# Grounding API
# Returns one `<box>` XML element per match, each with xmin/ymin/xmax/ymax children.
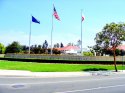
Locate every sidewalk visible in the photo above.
<box><xmin>0</xmin><ymin>70</ymin><xmax>91</xmax><ymax>77</ymax></box>
<box><xmin>0</xmin><ymin>70</ymin><xmax>124</xmax><ymax>78</ymax></box>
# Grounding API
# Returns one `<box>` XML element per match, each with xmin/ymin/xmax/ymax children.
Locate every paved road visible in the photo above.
<box><xmin>0</xmin><ymin>74</ymin><xmax>125</xmax><ymax>93</ymax></box>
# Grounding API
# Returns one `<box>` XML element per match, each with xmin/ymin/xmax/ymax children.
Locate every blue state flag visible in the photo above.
<box><xmin>32</xmin><ymin>16</ymin><xmax>40</xmax><ymax>24</ymax></box>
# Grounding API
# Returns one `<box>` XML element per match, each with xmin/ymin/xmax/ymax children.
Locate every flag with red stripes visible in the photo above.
<box><xmin>82</xmin><ymin>16</ymin><xmax>84</xmax><ymax>22</ymax></box>
<box><xmin>53</xmin><ymin>6</ymin><xmax>60</xmax><ymax>21</ymax></box>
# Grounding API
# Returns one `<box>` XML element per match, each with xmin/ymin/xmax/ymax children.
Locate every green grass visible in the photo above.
<box><xmin>0</xmin><ymin>60</ymin><xmax>124</xmax><ymax>72</ymax></box>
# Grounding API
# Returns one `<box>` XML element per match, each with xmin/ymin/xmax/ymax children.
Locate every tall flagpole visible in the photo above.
<box><xmin>51</xmin><ymin>5</ymin><xmax>54</xmax><ymax>55</ymax></box>
<box><xmin>29</xmin><ymin>16</ymin><xmax>32</xmax><ymax>54</ymax></box>
<box><xmin>81</xmin><ymin>9</ymin><xmax>83</xmax><ymax>56</ymax></box>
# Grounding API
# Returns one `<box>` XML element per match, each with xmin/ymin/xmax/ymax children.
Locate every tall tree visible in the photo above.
<box><xmin>32</xmin><ymin>44</ymin><xmax>38</xmax><ymax>54</ymax></box>
<box><xmin>56</xmin><ymin>43</ymin><xmax>60</xmax><ymax>48</ymax></box>
<box><xmin>38</xmin><ymin>45</ymin><xmax>42</xmax><ymax>54</ymax></box>
<box><xmin>53</xmin><ymin>44</ymin><xmax>57</xmax><ymax>48</ymax></box>
<box><xmin>0</xmin><ymin>43</ymin><xmax>6</xmax><ymax>54</ymax></box>
<box><xmin>53</xmin><ymin>43</ymin><xmax>59</xmax><ymax>48</ymax></box>
<box><xmin>42</xmin><ymin>40</ymin><xmax>48</xmax><ymax>54</ymax></box>
<box><xmin>95</xmin><ymin>22</ymin><xmax>125</xmax><ymax>72</ymax></box>
<box><xmin>77</xmin><ymin>40</ymin><xmax>81</xmax><ymax>47</ymax></box>
<box><xmin>42</xmin><ymin>40</ymin><xmax>48</xmax><ymax>49</ymax></box>
<box><xmin>60</xmin><ymin>42</ymin><xmax>64</xmax><ymax>48</ymax></box>
<box><xmin>5</xmin><ymin>41</ymin><xmax>22</xmax><ymax>53</ymax></box>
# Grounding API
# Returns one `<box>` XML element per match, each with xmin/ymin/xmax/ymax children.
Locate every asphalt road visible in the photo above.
<box><xmin>0</xmin><ymin>74</ymin><xmax>125</xmax><ymax>93</ymax></box>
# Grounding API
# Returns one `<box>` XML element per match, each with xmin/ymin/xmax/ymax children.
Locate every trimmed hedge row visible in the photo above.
<box><xmin>0</xmin><ymin>57</ymin><xmax>124</xmax><ymax>64</ymax></box>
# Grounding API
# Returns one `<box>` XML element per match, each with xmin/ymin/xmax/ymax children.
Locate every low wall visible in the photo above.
<box><xmin>4</xmin><ymin>53</ymin><xmax>125</xmax><ymax>61</ymax></box>
<box><xmin>0</xmin><ymin>54</ymin><xmax>5</xmax><ymax>58</ymax></box>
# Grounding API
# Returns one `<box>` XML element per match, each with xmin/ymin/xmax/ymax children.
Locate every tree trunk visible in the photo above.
<box><xmin>113</xmin><ymin>48</ymin><xmax>118</xmax><ymax>72</ymax></box>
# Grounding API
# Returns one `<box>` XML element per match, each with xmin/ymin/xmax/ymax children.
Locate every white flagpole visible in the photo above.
<box><xmin>29</xmin><ymin>16</ymin><xmax>32</xmax><ymax>54</ymax></box>
<box><xmin>51</xmin><ymin>5</ymin><xmax>54</xmax><ymax>55</ymax></box>
<box><xmin>81</xmin><ymin>10</ymin><xmax>83</xmax><ymax>56</ymax></box>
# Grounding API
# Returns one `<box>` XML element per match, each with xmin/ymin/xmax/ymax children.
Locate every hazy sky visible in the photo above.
<box><xmin>0</xmin><ymin>0</ymin><xmax>125</xmax><ymax>48</ymax></box>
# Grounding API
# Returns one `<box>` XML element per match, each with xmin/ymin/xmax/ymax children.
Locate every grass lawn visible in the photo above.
<box><xmin>0</xmin><ymin>60</ymin><xmax>124</xmax><ymax>72</ymax></box>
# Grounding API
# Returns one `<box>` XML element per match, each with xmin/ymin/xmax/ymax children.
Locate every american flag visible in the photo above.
<box><xmin>53</xmin><ymin>6</ymin><xmax>60</xmax><ymax>21</ymax></box>
<box><xmin>82</xmin><ymin>16</ymin><xmax>84</xmax><ymax>22</ymax></box>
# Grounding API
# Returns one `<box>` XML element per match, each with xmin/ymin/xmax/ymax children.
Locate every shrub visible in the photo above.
<box><xmin>83</xmin><ymin>52</ymin><xmax>94</xmax><ymax>56</ymax></box>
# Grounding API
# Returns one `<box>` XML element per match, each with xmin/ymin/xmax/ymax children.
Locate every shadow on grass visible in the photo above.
<box><xmin>83</xmin><ymin>68</ymin><xmax>108</xmax><ymax>71</ymax></box>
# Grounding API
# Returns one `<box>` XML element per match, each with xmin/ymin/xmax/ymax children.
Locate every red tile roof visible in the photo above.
<box><xmin>117</xmin><ymin>45</ymin><xmax>125</xmax><ymax>50</ymax></box>
<box><xmin>108</xmin><ymin>45</ymin><xmax>125</xmax><ymax>50</ymax></box>
<box><xmin>58</xmin><ymin>46</ymin><xmax>80</xmax><ymax>51</ymax></box>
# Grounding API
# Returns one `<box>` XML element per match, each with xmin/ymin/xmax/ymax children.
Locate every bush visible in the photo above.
<box><xmin>83</xmin><ymin>52</ymin><xmax>94</xmax><ymax>56</ymax></box>
<box><xmin>53</xmin><ymin>48</ymin><xmax>61</xmax><ymax>54</ymax></box>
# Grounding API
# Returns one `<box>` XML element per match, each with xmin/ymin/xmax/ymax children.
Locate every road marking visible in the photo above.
<box><xmin>55</xmin><ymin>84</ymin><xmax>125</xmax><ymax>93</ymax></box>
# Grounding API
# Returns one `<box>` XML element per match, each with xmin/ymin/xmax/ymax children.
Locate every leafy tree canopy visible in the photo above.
<box><xmin>42</xmin><ymin>40</ymin><xmax>48</xmax><ymax>49</ymax></box>
<box><xmin>95</xmin><ymin>22</ymin><xmax>125</xmax><ymax>49</ymax></box>
<box><xmin>0</xmin><ymin>43</ymin><xmax>6</xmax><ymax>54</ymax></box>
<box><xmin>5</xmin><ymin>41</ymin><xmax>22</xmax><ymax>53</ymax></box>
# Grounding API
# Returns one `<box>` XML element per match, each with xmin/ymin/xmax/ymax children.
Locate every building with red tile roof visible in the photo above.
<box><xmin>116</xmin><ymin>45</ymin><xmax>125</xmax><ymax>50</ymax></box>
<box><xmin>57</xmin><ymin>45</ymin><xmax>81</xmax><ymax>54</ymax></box>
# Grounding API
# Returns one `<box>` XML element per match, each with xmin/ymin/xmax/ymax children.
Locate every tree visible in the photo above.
<box><xmin>22</xmin><ymin>45</ymin><xmax>29</xmax><ymax>53</ymax></box>
<box><xmin>38</xmin><ymin>45</ymin><xmax>42</xmax><ymax>54</ymax></box>
<box><xmin>42</xmin><ymin>40</ymin><xmax>48</xmax><ymax>54</ymax></box>
<box><xmin>42</xmin><ymin>40</ymin><xmax>48</xmax><ymax>49</ymax></box>
<box><xmin>32</xmin><ymin>44</ymin><xmax>39</xmax><ymax>54</ymax></box>
<box><xmin>56</xmin><ymin>43</ymin><xmax>60</xmax><ymax>48</ymax></box>
<box><xmin>5</xmin><ymin>41</ymin><xmax>22</xmax><ymax>53</ymax></box>
<box><xmin>0</xmin><ymin>43</ymin><xmax>6</xmax><ymax>54</ymax></box>
<box><xmin>38</xmin><ymin>45</ymin><xmax>42</xmax><ymax>49</ymax></box>
<box><xmin>53</xmin><ymin>44</ymin><xmax>57</xmax><ymax>48</ymax></box>
<box><xmin>60</xmin><ymin>42</ymin><xmax>64</xmax><ymax>48</ymax></box>
<box><xmin>95</xmin><ymin>22</ymin><xmax>125</xmax><ymax>72</ymax></box>
<box><xmin>54</xmin><ymin>43</ymin><xmax>60</xmax><ymax>48</ymax></box>
<box><xmin>76</xmin><ymin>40</ymin><xmax>81</xmax><ymax>47</ymax></box>
<box><xmin>88</xmin><ymin>46</ymin><xmax>95</xmax><ymax>56</ymax></box>
<box><xmin>67</xmin><ymin>42</ymin><xmax>74</xmax><ymax>46</ymax></box>
<box><xmin>90</xmin><ymin>45</ymin><xmax>104</xmax><ymax>56</ymax></box>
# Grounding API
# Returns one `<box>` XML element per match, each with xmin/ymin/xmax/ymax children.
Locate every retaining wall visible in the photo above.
<box><xmin>4</xmin><ymin>53</ymin><xmax>125</xmax><ymax>61</ymax></box>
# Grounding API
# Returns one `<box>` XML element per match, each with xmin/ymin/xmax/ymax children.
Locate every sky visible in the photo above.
<box><xmin>0</xmin><ymin>0</ymin><xmax>125</xmax><ymax>48</ymax></box>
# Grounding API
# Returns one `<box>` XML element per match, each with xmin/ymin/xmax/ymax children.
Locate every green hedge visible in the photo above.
<box><xmin>0</xmin><ymin>57</ymin><xmax>124</xmax><ymax>64</ymax></box>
